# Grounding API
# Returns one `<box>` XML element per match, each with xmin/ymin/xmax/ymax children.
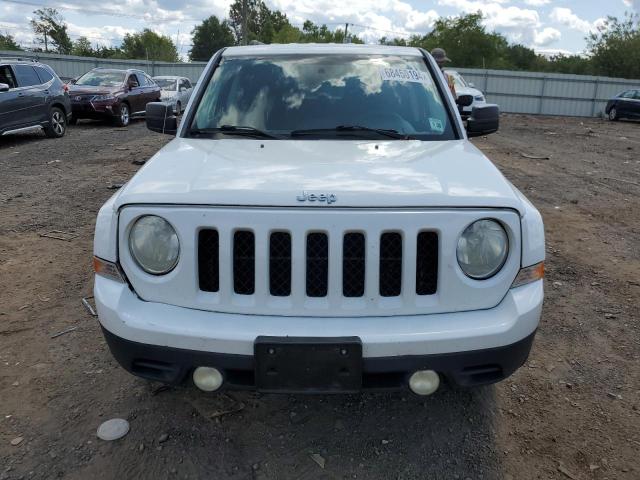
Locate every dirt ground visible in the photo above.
<box><xmin>1</xmin><ymin>114</ymin><xmax>639</xmax><ymax>480</ymax></box>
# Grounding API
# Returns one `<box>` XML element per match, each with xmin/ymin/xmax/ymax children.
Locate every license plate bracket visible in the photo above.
<box><xmin>254</xmin><ymin>336</ymin><xmax>363</xmax><ymax>393</ymax></box>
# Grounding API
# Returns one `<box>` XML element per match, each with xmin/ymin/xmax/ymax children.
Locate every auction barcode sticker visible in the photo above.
<box><xmin>380</xmin><ymin>67</ymin><xmax>430</xmax><ymax>83</ymax></box>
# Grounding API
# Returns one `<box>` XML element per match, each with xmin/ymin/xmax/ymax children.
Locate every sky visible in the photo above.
<box><xmin>0</xmin><ymin>0</ymin><xmax>638</xmax><ymax>59</ymax></box>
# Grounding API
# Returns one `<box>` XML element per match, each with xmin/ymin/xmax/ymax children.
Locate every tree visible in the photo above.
<box><xmin>229</xmin><ymin>0</ymin><xmax>293</xmax><ymax>44</ymax></box>
<box><xmin>71</xmin><ymin>37</ymin><xmax>95</xmax><ymax>57</ymax></box>
<box><xmin>587</xmin><ymin>13</ymin><xmax>640</xmax><ymax>79</ymax></box>
<box><xmin>379</xmin><ymin>36</ymin><xmax>408</xmax><ymax>46</ymax></box>
<box><xmin>121</xmin><ymin>29</ymin><xmax>179</xmax><ymax>62</ymax></box>
<box><xmin>503</xmin><ymin>44</ymin><xmax>538</xmax><ymax>71</ymax></box>
<box><xmin>411</xmin><ymin>13</ymin><xmax>509</xmax><ymax>69</ymax></box>
<box><xmin>30</xmin><ymin>8</ymin><xmax>72</xmax><ymax>54</ymax></box>
<box><xmin>0</xmin><ymin>33</ymin><xmax>21</xmax><ymax>51</ymax></box>
<box><xmin>189</xmin><ymin>15</ymin><xmax>234</xmax><ymax>61</ymax></box>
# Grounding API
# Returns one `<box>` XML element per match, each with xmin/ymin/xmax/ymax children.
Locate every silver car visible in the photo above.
<box><xmin>153</xmin><ymin>76</ymin><xmax>193</xmax><ymax>115</ymax></box>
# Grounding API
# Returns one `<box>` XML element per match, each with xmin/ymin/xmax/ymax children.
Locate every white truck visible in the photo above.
<box><xmin>93</xmin><ymin>44</ymin><xmax>544</xmax><ymax>395</ymax></box>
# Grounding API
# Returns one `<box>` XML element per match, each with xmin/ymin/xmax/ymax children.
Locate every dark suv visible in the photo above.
<box><xmin>0</xmin><ymin>58</ymin><xmax>71</xmax><ymax>138</ymax></box>
<box><xmin>69</xmin><ymin>68</ymin><xmax>161</xmax><ymax>127</ymax></box>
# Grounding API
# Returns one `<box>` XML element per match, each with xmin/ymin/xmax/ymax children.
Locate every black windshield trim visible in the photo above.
<box><xmin>181</xmin><ymin>47</ymin><xmax>227</xmax><ymax>138</ymax></box>
<box><xmin>290</xmin><ymin>125</ymin><xmax>415</xmax><ymax>140</ymax></box>
<box><xmin>417</xmin><ymin>48</ymin><xmax>463</xmax><ymax>140</ymax></box>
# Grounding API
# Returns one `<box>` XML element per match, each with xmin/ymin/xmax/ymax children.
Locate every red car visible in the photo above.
<box><xmin>69</xmin><ymin>68</ymin><xmax>160</xmax><ymax>127</ymax></box>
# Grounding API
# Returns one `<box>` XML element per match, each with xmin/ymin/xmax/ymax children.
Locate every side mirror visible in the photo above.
<box><xmin>468</xmin><ymin>82</ymin><xmax>475</xmax><ymax>88</ymax></box>
<box><xmin>456</xmin><ymin>94</ymin><xmax>474</xmax><ymax>108</ymax></box>
<box><xmin>466</xmin><ymin>104</ymin><xmax>500</xmax><ymax>137</ymax></box>
<box><xmin>70</xmin><ymin>78</ymin><xmax>77</xmax><ymax>85</ymax></box>
<box><xmin>0</xmin><ymin>83</ymin><xmax>9</xmax><ymax>92</ymax></box>
<box><xmin>146</xmin><ymin>102</ymin><xmax>177</xmax><ymax>135</ymax></box>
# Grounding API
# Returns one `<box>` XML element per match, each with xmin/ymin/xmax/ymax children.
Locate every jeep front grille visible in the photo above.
<box><xmin>198</xmin><ymin>229</ymin><xmax>438</xmax><ymax>299</ymax></box>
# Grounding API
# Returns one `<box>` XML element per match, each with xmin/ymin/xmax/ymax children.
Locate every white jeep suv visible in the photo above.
<box><xmin>93</xmin><ymin>44</ymin><xmax>544</xmax><ymax>395</ymax></box>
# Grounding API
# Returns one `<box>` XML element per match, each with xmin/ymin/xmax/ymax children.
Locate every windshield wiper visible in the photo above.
<box><xmin>290</xmin><ymin>125</ymin><xmax>414</xmax><ymax>140</ymax></box>
<box><xmin>190</xmin><ymin>125</ymin><xmax>280</xmax><ymax>139</ymax></box>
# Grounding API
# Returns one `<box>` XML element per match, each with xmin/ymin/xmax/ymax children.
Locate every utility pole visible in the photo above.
<box><xmin>241</xmin><ymin>0</ymin><xmax>248</xmax><ymax>46</ymax></box>
<box><xmin>44</xmin><ymin>31</ymin><xmax>48</xmax><ymax>52</ymax></box>
<box><xmin>343</xmin><ymin>23</ymin><xmax>349</xmax><ymax>43</ymax></box>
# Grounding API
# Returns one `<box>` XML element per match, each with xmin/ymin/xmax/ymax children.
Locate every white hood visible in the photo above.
<box><xmin>114</xmin><ymin>138</ymin><xmax>522</xmax><ymax>211</ymax></box>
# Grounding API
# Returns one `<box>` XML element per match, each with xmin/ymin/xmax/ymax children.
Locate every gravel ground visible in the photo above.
<box><xmin>1</xmin><ymin>114</ymin><xmax>639</xmax><ymax>480</ymax></box>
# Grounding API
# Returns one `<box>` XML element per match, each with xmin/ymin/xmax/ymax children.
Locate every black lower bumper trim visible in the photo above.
<box><xmin>101</xmin><ymin>326</ymin><xmax>536</xmax><ymax>392</ymax></box>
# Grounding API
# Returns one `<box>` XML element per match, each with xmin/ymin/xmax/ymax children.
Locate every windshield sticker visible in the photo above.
<box><xmin>379</xmin><ymin>67</ymin><xmax>430</xmax><ymax>84</ymax></box>
<box><xmin>429</xmin><ymin>117</ymin><xmax>444</xmax><ymax>133</ymax></box>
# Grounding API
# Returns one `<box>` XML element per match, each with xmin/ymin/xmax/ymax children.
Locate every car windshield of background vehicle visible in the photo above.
<box><xmin>448</xmin><ymin>71</ymin><xmax>468</xmax><ymax>90</ymax></box>
<box><xmin>156</xmin><ymin>79</ymin><xmax>177</xmax><ymax>90</ymax></box>
<box><xmin>76</xmin><ymin>71</ymin><xmax>125</xmax><ymax>87</ymax></box>
<box><xmin>191</xmin><ymin>54</ymin><xmax>456</xmax><ymax>140</ymax></box>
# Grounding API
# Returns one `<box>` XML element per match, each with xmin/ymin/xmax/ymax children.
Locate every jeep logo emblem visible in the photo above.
<box><xmin>296</xmin><ymin>191</ymin><xmax>337</xmax><ymax>205</ymax></box>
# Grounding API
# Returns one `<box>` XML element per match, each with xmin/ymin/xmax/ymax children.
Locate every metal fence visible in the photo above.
<box><xmin>456</xmin><ymin>67</ymin><xmax>640</xmax><ymax>117</ymax></box>
<box><xmin>0</xmin><ymin>50</ymin><xmax>208</xmax><ymax>83</ymax></box>
<box><xmin>3</xmin><ymin>49</ymin><xmax>639</xmax><ymax>117</ymax></box>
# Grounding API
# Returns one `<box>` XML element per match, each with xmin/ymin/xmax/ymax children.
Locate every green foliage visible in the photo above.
<box><xmin>71</xmin><ymin>37</ymin><xmax>94</xmax><ymax>57</ymax></box>
<box><xmin>0</xmin><ymin>33</ymin><xmax>21</xmax><ymax>51</ymax></box>
<box><xmin>121</xmin><ymin>29</ymin><xmax>179</xmax><ymax>62</ymax></box>
<box><xmin>587</xmin><ymin>13</ymin><xmax>640</xmax><ymax>79</ymax></box>
<box><xmin>410</xmin><ymin>13</ymin><xmax>509</xmax><ymax>68</ymax></box>
<box><xmin>229</xmin><ymin>0</ymin><xmax>289</xmax><ymax>44</ymax></box>
<box><xmin>30</xmin><ymin>8</ymin><xmax>72</xmax><ymax>54</ymax></box>
<box><xmin>190</xmin><ymin>15</ymin><xmax>235</xmax><ymax>61</ymax></box>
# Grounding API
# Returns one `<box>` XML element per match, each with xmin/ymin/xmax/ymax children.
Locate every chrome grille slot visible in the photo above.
<box><xmin>306</xmin><ymin>232</ymin><xmax>329</xmax><ymax>297</ymax></box>
<box><xmin>379</xmin><ymin>232</ymin><xmax>403</xmax><ymax>297</ymax></box>
<box><xmin>269</xmin><ymin>232</ymin><xmax>292</xmax><ymax>296</ymax></box>
<box><xmin>198</xmin><ymin>229</ymin><xmax>219</xmax><ymax>292</ymax></box>
<box><xmin>233</xmin><ymin>230</ymin><xmax>255</xmax><ymax>295</ymax></box>
<box><xmin>343</xmin><ymin>233</ymin><xmax>365</xmax><ymax>297</ymax></box>
<box><xmin>416</xmin><ymin>231</ymin><xmax>438</xmax><ymax>295</ymax></box>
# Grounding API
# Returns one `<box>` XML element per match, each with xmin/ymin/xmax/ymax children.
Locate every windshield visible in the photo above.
<box><xmin>448</xmin><ymin>71</ymin><xmax>468</xmax><ymax>90</ymax></box>
<box><xmin>191</xmin><ymin>54</ymin><xmax>455</xmax><ymax>140</ymax></box>
<box><xmin>155</xmin><ymin>79</ymin><xmax>177</xmax><ymax>90</ymax></box>
<box><xmin>76</xmin><ymin>70</ymin><xmax>125</xmax><ymax>87</ymax></box>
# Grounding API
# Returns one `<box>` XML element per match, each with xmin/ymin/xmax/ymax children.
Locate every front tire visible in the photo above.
<box><xmin>44</xmin><ymin>107</ymin><xmax>67</xmax><ymax>138</ymax></box>
<box><xmin>115</xmin><ymin>103</ymin><xmax>130</xmax><ymax>127</ymax></box>
<box><xmin>608</xmin><ymin>107</ymin><xmax>618</xmax><ymax>121</ymax></box>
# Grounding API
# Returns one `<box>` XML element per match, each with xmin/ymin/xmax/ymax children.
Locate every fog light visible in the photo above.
<box><xmin>408</xmin><ymin>370</ymin><xmax>440</xmax><ymax>396</ymax></box>
<box><xmin>192</xmin><ymin>366</ymin><xmax>223</xmax><ymax>392</ymax></box>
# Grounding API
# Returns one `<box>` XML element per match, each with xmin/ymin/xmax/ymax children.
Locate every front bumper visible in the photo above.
<box><xmin>95</xmin><ymin>276</ymin><xmax>542</xmax><ymax>391</ymax></box>
<box><xmin>71</xmin><ymin>101</ymin><xmax>120</xmax><ymax>119</ymax></box>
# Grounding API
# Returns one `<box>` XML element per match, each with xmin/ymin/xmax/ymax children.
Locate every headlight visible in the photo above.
<box><xmin>474</xmin><ymin>95</ymin><xmax>485</xmax><ymax>102</ymax></box>
<box><xmin>457</xmin><ymin>219</ymin><xmax>508</xmax><ymax>279</ymax></box>
<box><xmin>129</xmin><ymin>215</ymin><xmax>180</xmax><ymax>275</ymax></box>
<box><xmin>92</xmin><ymin>94</ymin><xmax>116</xmax><ymax>102</ymax></box>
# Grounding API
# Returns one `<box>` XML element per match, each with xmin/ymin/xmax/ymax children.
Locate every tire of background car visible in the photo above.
<box><xmin>608</xmin><ymin>107</ymin><xmax>618</xmax><ymax>121</ymax></box>
<box><xmin>115</xmin><ymin>103</ymin><xmax>130</xmax><ymax>127</ymax></box>
<box><xmin>68</xmin><ymin>117</ymin><xmax>78</xmax><ymax>125</ymax></box>
<box><xmin>175</xmin><ymin>101</ymin><xmax>181</xmax><ymax>116</ymax></box>
<box><xmin>44</xmin><ymin>107</ymin><xmax>67</xmax><ymax>138</ymax></box>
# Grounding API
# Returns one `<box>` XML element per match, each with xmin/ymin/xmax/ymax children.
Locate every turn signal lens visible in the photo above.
<box><xmin>511</xmin><ymin>261</ymin><xmax>544</xmax><ymax>289</ymax></box>
<box><xmin>93</xmin><ymin>256</ymin><xmax>125</xmax><ymax>283</ymax></box>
